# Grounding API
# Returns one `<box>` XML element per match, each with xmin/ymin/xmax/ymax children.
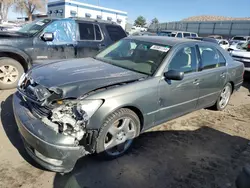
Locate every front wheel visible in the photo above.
<box><xmin>214</xmin><ymin>83</ymin><xmax>232</xmax><ymax>111</ymax></box>
<box><xmin>0</xmin><ymin>57</ymin><xmax>24</xmax><ymax>90</ymax></box>
<box><xmin>96</xmin><ymin>108</ymin><xmax>140</xmax><ymax>159</ymax></box>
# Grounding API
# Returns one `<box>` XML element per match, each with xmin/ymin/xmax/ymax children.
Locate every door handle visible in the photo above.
<box><xmin>220</xmin><ymin>72</ymin><xmax>226</xmax><ymax>78</ymax></box>
<box><xmin>98</xmin><ymin>43</ymin><xmax>106</xmax><ymax>49</ymax></box>
<box><xmin>193</xmin><ymin>79</ymin><xmax>199</xmax><ymax>85</ymax></box>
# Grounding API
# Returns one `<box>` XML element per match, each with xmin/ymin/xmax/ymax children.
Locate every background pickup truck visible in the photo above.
<box><xmin>0</xmin><ymin>17</ymin><xmax>127</xmax><ymax>89</ymax></box>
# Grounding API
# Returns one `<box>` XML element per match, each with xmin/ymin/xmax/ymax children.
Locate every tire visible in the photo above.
<box><xmin>0</xmin><ymin>57</ymin><xmax>24</xmax><ymax>90</ymax></box>
<box><xmin>214</xmin><ymin>83</ymin><xmax>232</xmax><ymax>111</ymax></box>
<box><xmin>96</xmin><ymin>108</ymin><xmax>140</xmax><ymax>159</ymax></box>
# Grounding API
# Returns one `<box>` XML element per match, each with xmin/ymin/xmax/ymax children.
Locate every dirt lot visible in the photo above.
<box><xmin>0</xmin><ymin>78</ymin><xmax>250</xmax><ymax>188</ymax></box>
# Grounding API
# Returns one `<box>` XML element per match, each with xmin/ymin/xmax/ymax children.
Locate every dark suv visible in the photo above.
<box><xmin>0</xmin><ymin>18</ymin><xmax>127</xmax><ymax>89</ymax></box>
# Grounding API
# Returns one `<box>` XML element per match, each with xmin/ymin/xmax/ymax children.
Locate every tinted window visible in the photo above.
<box><xmin>43</xmin><ymin>20</ymin><xmax>76</xmax><ymax>44</ymax></box>
<box><xmin>79</xmin><ymin>23</ymin><xmax>94</xmax><ymax>40</ymax></box>
<box><xmin>176</xmin><ymin>33</ymin><xmax>182</xmax><ymax>38</ymax></box>
<box><xmin>183</xmin><ymin>33</ymin><xmax>191</xmax><ymax>38</ymax></box>
<box><xmin>168</xmin><ymin>46</ymin><xmax>197</xmax><ymax>73</ymax></box>
<box><xmin>95</xmin><ymin>25</ymin><xmax>102</xmax><ymax>40</ymax></box>
<box><xmin>191</xmin><ymin>33</ymin><xmax>197</xmax><ymax>37</ymax></box>
<box><xmin>199</xmin><ymin>46</ymin><xmax>226</xmax><ymax>70</ymax></box>
<box><xmin>106</xmin><ymin>25</ymin><xmax>127</xmax><ymax>41</ymax></box>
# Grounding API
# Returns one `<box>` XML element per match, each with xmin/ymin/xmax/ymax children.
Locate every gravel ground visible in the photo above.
<box><xmin>0</xmin><ymin>79</ymin><xmax>250</xmax><ymax>188</ymax></box>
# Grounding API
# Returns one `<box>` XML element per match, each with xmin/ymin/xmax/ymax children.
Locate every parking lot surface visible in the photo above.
<box><xmin>0</xmin><ymin>79</ymin><xmax>250</xmax><ymax>188</ymax></box>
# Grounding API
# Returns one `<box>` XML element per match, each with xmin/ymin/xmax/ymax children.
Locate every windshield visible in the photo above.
<box><xmin>96</xmin><ymin>39</ymin><xmax>171</xmax><ymax>75</ymax></box>
<box><xmin>232</xmin><ymin>36</ymin><xmax>246</xmax><ymax>41</ymax></box>
<box><xmin>17</xmin><ymin>19</ymin><xmax>52</xmax><ymax>35</ymax></box>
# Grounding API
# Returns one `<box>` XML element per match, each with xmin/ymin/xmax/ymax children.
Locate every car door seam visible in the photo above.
<box><xmin>147</xmin><ymin>91</ymin><xmax>220</xmax><ymax>115</ymax></box>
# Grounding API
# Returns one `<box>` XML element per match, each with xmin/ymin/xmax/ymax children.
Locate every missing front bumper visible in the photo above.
<box><xmin>13</xmin><ymin>92</ymin><xmax>92</xmax><ymax>173</ymax></box>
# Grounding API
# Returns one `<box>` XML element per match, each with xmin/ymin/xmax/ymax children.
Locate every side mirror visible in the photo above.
<box><xmin>41</xmin><ymin>32</ymin><xmax>54</xmax><ymax>42</ymax></box>
<box><xmin>164</xmin><ymin>70</ymin><xmax>184</xmax><ymax>81</ymax></box>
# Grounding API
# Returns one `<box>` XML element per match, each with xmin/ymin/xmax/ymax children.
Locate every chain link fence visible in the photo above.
<box><xmin>149</xmin><ymin>20</ymin><xmax>250</xmax><ymax>38</ymax></box>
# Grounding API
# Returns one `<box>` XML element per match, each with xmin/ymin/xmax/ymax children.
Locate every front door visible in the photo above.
<box><xmin>32</xmin><ymin>20</ymin><xmax>77</xmax><ymax>62</ymax></box>
<box><xmin>155</xmin><ymin>44</ymin><xmax>199</xmax><ymax>125</ymax></box>
<box><xmin>196</xmin><ymin>45</ymin><xmax>227</xmax><ymax>109</ymax></box>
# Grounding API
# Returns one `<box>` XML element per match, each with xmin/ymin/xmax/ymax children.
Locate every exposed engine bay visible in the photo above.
<box><xmin>46</xmin><ymin>101</ymin><xmax>89</xmax><ymax>141</ymax></box>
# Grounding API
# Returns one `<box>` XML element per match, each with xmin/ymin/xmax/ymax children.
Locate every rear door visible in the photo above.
<box><xmin>76</xmin><ymin>22</ymin><xmax>106</xmax><ymax>58</ymax></box>
<box><xmin>196</xmin><ymin>45</ymin><xmax>227</xmax><ymax>109</ymax></box>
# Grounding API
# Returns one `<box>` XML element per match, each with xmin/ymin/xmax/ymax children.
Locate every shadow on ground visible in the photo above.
<box><xmin>53</xmin><ymin>127</ymin><xmax>250</xmax><ymax>188</ymax></box>
<box><xmin>0</xmin><ymin>94</ymin><xmax>45</xmax><ymax>170</ymax></box>
<box><xmin>243</xmin><ymin>72</ymin><xmax>250</xmax><ymax>94</ymax></box>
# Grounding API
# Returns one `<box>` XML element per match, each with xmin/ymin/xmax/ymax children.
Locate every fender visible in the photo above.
<box><xmin>0</xmin><ymin>45</ymin><xmax>32</xmax><ymax>70</ymax></box>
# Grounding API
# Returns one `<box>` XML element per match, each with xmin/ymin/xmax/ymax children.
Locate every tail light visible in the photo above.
<box><xmin>247</xmin><ymin>44</ymin><xmax>250</xmax><ymax>51</ymax></box>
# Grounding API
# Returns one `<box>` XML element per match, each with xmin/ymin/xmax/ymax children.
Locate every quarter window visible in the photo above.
<box><xmin>168</xmin><ymin>46</ymin><xmax>197</xmax><ymax>73</ymax></box>
<box><xmin>199</xmin><ymin>46</ymin><xmax>226</xmax><ymax>70</ymax></box>
<box><xmin>79</xmin><ymin>23</ymin><xmax>94</xmax><ymax>40</ymax></box>
<box><xmin>106</xmin><ymin>25</ymin><xmax>127</xmax><ymax>42</ymax></box>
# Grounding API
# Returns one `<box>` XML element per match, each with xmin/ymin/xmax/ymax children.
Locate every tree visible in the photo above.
<box><xmin>0</xmin><ymin>0</ymin><xmax>14</xmax><ymax>22</ymax></box>
<box><xmin>15</xmin><ymin>0</ymin><xmax>46</xmax><ymax>21</ymax></box>
<box><xmin>134</xmin><ymin>16</ymin><xmax>146</xmax><ymax>27</ymax></box>
<box><xmin>151</xmin><ymin>18</ymin><xmax>159</xmax><ymax>25</ymax></box>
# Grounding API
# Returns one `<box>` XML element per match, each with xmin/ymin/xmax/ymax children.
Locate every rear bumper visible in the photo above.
<box><xmin>13</xmin><ymin>93</ymin><xmax>88</xmax><ymax>173</ymax></box>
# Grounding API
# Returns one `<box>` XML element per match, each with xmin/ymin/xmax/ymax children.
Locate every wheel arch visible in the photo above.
<box><xmin>228</xmin><ymin>81</ymin><xmax>235</xmax><ymax>93</ymax></box>
<box><xmin>0</xmin><ymin>47</ymin><xmax>32</xmax><ymax>71</ymax></box>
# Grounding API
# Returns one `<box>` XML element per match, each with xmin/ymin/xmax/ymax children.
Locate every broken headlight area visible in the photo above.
<box><xmin>43</xmin><ymin>100</ymin><xmax>103</xmax><ymax>142</ymax></box>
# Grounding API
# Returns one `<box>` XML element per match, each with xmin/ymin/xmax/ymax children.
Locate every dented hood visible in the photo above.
<box><xmin>28</xmin><ymin>58</ymin><xmax>146</xmax><ymax>98</ymax></box>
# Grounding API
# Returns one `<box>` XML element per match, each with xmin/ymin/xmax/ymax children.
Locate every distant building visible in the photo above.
<box><xmin>47</xmin><ymin>0</ymin><xmax>128</xmax><ymax>29</ymax></box>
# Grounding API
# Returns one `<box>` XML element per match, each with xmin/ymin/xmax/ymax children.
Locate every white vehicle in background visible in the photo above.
<box><xmin>229</xmin><ymin>36</ymin><xmax>250</xmax><ymax>45</ymax></box>
<box><xmin>230</xmin><ymin>42</ymin><xmax>250</xmax><ymax>72</ymax></box>
<box><xmin>130</xmin><ymin>25</ymin><xmax>147</xmax><ymax>34</ymax></box>
<box><xmin>207</xmin><ymin>35</ymin><xmax>223</xmax><ymax>39</ymax></box>
<box><xmin>217</xmin><ymin>39</ymin><xmax>230</xmax><ymax>50</ymax></box>
<box><xmin>228</xmin><ymin>41</ymin><xmax>247</xmax><ymax>52</ymax></box>
<box><xmin>170</xmin><ymin>31</ymin><xmax>198</xmax><ymax>38</ymax></box>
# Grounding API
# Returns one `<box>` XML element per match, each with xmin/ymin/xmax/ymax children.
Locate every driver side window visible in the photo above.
<box><xmin>43</xmin><ymin>20</ymin><xmax>76</xmax><ymax>44</ymax></box>
<box><xmin>168</xmin><ymin>46</ymin><xmax>197</xmax><ymax>73</ymax></box>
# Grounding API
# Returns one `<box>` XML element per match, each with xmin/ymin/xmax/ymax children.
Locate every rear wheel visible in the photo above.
<box><xmin>214</xmin><ymin>83</ymin><xmax>232</xmax><ymax>111</ymax></box>
<box><xmin>0</xmin><ymin>57</ymin><xmax>24</xmax><ymax>90</ymax></box>
<box><xmin>96</xmin><ymin>108</ymin><xmax>140</xmax><ymax>159</ymax></box>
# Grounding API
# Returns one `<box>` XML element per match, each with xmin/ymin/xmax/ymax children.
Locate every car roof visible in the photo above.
<box><xmin>40</xmin><ymin>17</ymin><xmax>117</xmax><ymax>25</ymax></box>
<box><xmin>127</xmin><ymin>36</ymin><xmax>199</xmax><ymax>46</ymax></box>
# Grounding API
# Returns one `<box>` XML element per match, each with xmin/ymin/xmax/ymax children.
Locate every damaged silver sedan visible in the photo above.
<box><xmin>13</xmin><ymin>36</ymin><xmax>244</xmax><ymax>172</ymax></box>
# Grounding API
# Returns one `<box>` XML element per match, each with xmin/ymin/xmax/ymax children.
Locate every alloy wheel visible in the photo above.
<box><xmin>219</xmin><ymin>85</ymin><xmax>231</xmax><ymax>109</ymax></box>
<box><xmin>104</xmin><ymin>117</ymin><xmax>137</xmax><ymax>156</ymax></box>
<box><xmin>0</xmin><ymin>65</ymin><xmax>19</xmax><ymax>84</ymax></box>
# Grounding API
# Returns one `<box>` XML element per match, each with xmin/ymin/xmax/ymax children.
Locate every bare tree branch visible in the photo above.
<box><xmin>15</xmin><ymin>0</ymin><xmax>47</xmax><ymax>21</ymax></box>
<box><xmin>0</xmin><ymin>0</ymin><xmax>14</xmax><ymax>22</ymax></box>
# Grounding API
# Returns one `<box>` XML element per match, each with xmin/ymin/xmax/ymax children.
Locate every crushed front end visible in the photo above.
<box><xmin>13</xmin><ymin>74</ymin><xmax>99</xmax><ymax>172</ymax></box>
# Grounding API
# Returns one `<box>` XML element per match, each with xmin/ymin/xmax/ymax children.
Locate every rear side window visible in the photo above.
<box><xmin>199</xmin><ymin>46</ymin><xmax>226</xmax><ymax>70</ymax></box>
<box><xmin>106</xmin><ymin>25</ymin><xmax>127</xmax><ymax>41</ymax></box>
<box><xmin>191</xmin><ymin>33</ymin><xmax>197</xmax><ymax>37</ymax></box>
<box><xmin>183</xmin><ymin>33</ymin><xmax>191</xmax><ymax>38</ymax></box>
<box><xmin>79</xmin><ymin>23</ymin><xmax>94</xmax><ymax>40</ymax></box>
